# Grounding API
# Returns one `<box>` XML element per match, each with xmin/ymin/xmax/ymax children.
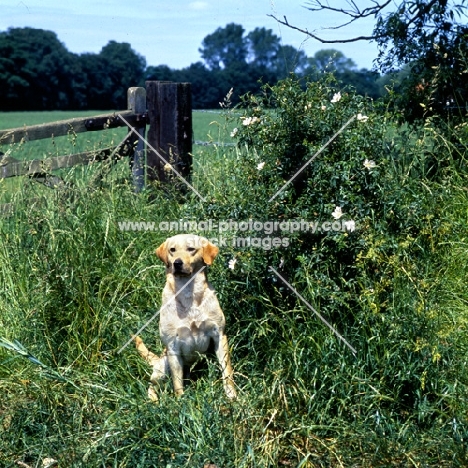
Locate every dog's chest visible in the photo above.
<box><xmin>160</xmin><ymin>304</ymin><xmax>217</xmax><ymax>358</ymax></box>
<box><xmin>159</xmin><ymin>295</ymin><xmax>221</xmax><ymax>346</ymax></box>
<box><xmin>186</xmin><ymin>306</ymin><xmax>208</xmax><ymax>330</ymax></box>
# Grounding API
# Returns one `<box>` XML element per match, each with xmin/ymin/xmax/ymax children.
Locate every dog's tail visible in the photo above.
<box><xmin>134</xmin><ymin>335</ymin><xmax>162</xmax><ymax>366</ymax></box>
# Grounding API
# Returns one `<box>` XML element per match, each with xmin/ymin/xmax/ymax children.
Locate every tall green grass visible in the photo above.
<box><xmin>0</xmin><ymin>103</ymin><xmax>467</xmax><ymax>467</ymax></box>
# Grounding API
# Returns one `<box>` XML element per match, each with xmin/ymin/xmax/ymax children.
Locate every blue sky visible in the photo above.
<box><xmin>2</xmin><ymin>0</ymin><xmax>381</xmax><ymax>70</ymax></box>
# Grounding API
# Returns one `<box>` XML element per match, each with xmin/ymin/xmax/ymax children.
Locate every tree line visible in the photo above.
<box><xmin>0</xmin><ymin>25</ymin><xmax>384</xmax><ymax>111</ymax></box>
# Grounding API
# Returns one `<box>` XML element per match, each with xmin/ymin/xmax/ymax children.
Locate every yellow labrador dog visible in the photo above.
<box><xmin>135</xmin><ymin>234</ymin><xmax>236</xmax><ymax>401</ymax></box>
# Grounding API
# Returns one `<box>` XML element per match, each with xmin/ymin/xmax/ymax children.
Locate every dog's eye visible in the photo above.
<box><xmin>187</xmin><ymin>247</ymin><xmax>196</xmax><ymax>253</ymax></box>
<box><xmin>169</xmin><ymin>247</ymin><xmax>176</xmax><ymax>253</ymax></box>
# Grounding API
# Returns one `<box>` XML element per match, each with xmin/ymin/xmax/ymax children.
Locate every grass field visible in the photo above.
<box><xmin>0</xmin><ymin>103</ymin><xmax>467</xmax><ymax>467</ymax></box>
<box><xmin>0</xmin><ymin>109</ymin><xmax>238</xmax><ymax>204</ymax></box>
<box><xmin>0</xmin><ymin>109</ymin><xmax>236</xmax><ymax>148</ymax></box>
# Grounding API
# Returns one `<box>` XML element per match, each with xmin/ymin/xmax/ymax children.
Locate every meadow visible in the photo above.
<box><xmin>0</xmin><ymin>110</ymin><xmax>234</xmax><ymax>203</ymax></box>
<box><xmin>0</xmin><ymin>80</ymin><xmax>467</xmax><ymax>468</ymax></box>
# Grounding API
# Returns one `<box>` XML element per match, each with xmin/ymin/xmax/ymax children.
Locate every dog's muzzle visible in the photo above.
<box><xmin>172</xmin><ymin>258</ymin><xmax>190</xmax><ymax>276</ymax></box>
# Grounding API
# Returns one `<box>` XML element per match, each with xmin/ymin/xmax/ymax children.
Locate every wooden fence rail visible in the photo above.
<box><xmin>0</xmin><ymin>109</ymin><xmax>141</xmax><ymax>145</ymax></box>
<box><xmin>0</xmin><ymin>81</ymin><xmax>192</xmax><ymax>193</ymax></box>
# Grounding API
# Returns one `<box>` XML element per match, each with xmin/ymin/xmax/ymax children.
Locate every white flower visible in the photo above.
<box><xmin>344</xmin><ymin>220</ymin><xmax>356</xmax><ymax>232</ymax></box>
<box><xmin>357</xmin><ymin>113</ymin><xmax>369</xmax><ymax>122</ymax></box>
<box><xmin>321</xmin><ymin>105</ymin><xmax>327</xmax><ymax>111</ymax></box>
<box><xmin>332</xmin><ymin>206</ymin><xmax>343</xmax><ymax>220</ymax></box>
<box><xmin>242</xmin><ymin>116</ymin><xmax>260</xmax><ymax>126</ymax></box>
<box><xmin>228</xmin><ymin>258</ymin><xmax>237</xmax><ymax>270</ymax></box>
<box><xmin>163</xmin><ymin>163</ymin><xmax>173</xmax><ymax>172</ymax></box>
<box><xmin>257</xmin><ymin>161</ymin><xmax>265</xmax><ymax>171</ymax></box>
<box><xmin>230</xmin><ymin>128</ymin><xmax>238</xmax><ymax>138</ymax></box>
<box><xmin>363</xmin><ymin>159</ymin><xmax>377</xmax><ymax>169</ymax></box>
<box><xmin>331</xmin><ymin>92</ymin><xmax>341</xmax><ymax>103</ymax></box>
<box><xmin>42</xmin><ymin>458</ymin><xmax>58</xmax><ymax>468</ymax></box>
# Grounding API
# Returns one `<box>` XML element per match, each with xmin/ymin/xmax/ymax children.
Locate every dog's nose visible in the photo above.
<box><xmin>173</xmin><ymin>258</ymin><xmax>183</xmax><ymax>269</ymax></box>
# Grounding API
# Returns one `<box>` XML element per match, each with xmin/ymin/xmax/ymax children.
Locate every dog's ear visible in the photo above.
<box><xmin>202</xmin><ymin>241</ymin><xmax>219</xmax><ymax>266</ymax></box>
<box><xmin>155</xmin><ymin>241</ymin><xmax>168</xmax><ymax>265</ymax></box>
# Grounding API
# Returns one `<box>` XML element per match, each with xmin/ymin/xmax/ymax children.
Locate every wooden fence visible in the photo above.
<box><xmin>0</xmin><ymin>81</ymin><xmax>192</xmax><ymax>193</ymax></box>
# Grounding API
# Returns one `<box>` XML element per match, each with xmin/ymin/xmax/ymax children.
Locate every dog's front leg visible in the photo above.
<box><xmin>134</xmin><ymin>336</ymin><xmax>169</xmax><ymax>401</ymax></box>
<box><xmin>215</xmin><ymin>333</ymin><xmax>237</xmax><ymax>399</ymax></box>
<box><xmin>167</xmin><ymin>351</ymin><xmax>185</xmax><ymax>396</ymax></box>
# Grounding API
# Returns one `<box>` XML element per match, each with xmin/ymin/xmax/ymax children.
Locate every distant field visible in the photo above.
<box><xmin>193</xmin><ymin>110</ymin><xmax>239</xmax><ymax>144</ymax></box>
<box><xmin>0</xmin><ymin>111</ymin><xmax>128</xmax><ymax>165</ymax></box>
<box><xmin>0</xmin><ymin>110</ymin><xmax>100</xmax><ymax>128</ymax></box>
<box><xmin>0</xmin><ymin>109</ymin><xmax>227</xmax><ymax>134</ymax></box>
<box><xmin>0</xmin><ymin>109</ymin><xmax>239</xmax><ymax>192</ymax></box>
<box><xmin>0</xmin><ymin>109</ymin><xmax>239</xmax><ymax>150</ymax></box>
<box><xmin>0</xmin><ymin>110</ymin><xmax>240</xmax><ymax>202</ymax></box>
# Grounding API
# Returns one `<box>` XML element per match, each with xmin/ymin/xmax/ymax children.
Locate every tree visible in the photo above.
<box><xmin>198</xmin><ymin>24</ymin><xmax>296</xmax><ymax>105</ymax></box>
<box><xmin>304</xmin><ymin>49</ymin><xmax>382</xmax><ymax>99</ymax></box>
<box><xmin>78</xmin><ymin>42</ymin><xmax>146</xmax><ymax>109</ymax></box>
<box><xmin>309</xmin><ymin>49</ymin><xmax>357</xmax><ymax>74</ymax></box>
<box><xmin>98</xmin><ymin>41</ymin><xmax>146</xmax><ymax>108</ymax></box>
<box><xmin>275</xmin><ymin>45</ymin><xmax>308</xmax><ymax>79</ymax></box>
<box><xmin>0</xmin><ymin>29</ymin><xmax>146</xmax><ymax>111</ymax></box>
<box><xmin>0</xmin><ymin>27</ymin><xmax>82</xmax><ymax>110</ymax></box>
<box><xmin>270</xmin><ymin>0</ymin><xmax>467</xmax><ymax>59</ymax></box>
<box><xmin>145</xmin><ymin>65</ymin><xmax>176</xmax><ymax>82</ymax></box>
<box><xmin>270</xmin><ymin>0</ymin><xmax>468</xmax><ymax>70</ymax></box>
<box><xmin>245</xmin><ymin>27</ymin><xmax>311</xmax><ymax>79</ymax></box>
<box><xmin>247</xmin><ymin>27</ymin><xmax>281</xmax><ymax>69</ymax></box>
<box><xmin>199</xmin><ymin>23</ymin><xmax>247</xmax><ymax>70</ymax></box>
<box><xmin>178</xmin><ymin>62</ymin><xmax>221</xmax><ymax>108</ymax></box>
<box><xmin>79</xmin><ymin>53</ymin><xmax>114</xmax><ymax>109</ymax></box>
<box><xmin>271</xmin><ymin>0</ymin><xmax>468</xmax><ymax>119</ymax></box>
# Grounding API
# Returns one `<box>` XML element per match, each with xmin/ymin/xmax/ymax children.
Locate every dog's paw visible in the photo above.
<box><xmin>148</xmin><ymin>385</ymin><xmax>159</xmax><ymax>402</ymax></box>
<box><xmin>224</xmin><ymin>383</ymin><xmax>237</xmax><ymax>400</ymax></box>
<box><xmin>133</xmin><ymin>335</ymin><xmax>143</xmax><ymax>347</ymax></box>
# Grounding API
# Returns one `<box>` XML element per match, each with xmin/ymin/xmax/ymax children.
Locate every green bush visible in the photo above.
<box><xmin>183</xmin><ymin>75</ymin><xmax>468</xmax><ymax>463</ymax></box>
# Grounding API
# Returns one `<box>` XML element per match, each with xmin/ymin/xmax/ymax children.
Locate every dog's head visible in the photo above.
<box><xmin>155</xmin><ymin>234</ymin><xmax>219</xmax><ymax>276</ymax></box>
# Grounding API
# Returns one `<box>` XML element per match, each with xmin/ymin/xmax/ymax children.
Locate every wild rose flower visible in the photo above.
<box><xmin>242</xmin><ymin>116</ymin><xmax>260</xmax><ymax>126</ymax></box>
<box><xmin>331</xmin><ymin>92</ymin><xmax>341</xmax><ymax>103</ymax></box>
<box><xmin>332</xmin><ymin>206</ymin><xmax>343</xmax><ymax>219</ymax></box>
<box><xmin>363</xmin><ymin>159</ymin><xmax>377</xmax><ymax>169</ymax></box>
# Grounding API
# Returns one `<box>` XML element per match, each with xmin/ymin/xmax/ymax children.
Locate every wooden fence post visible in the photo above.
<box><xmin>145</xmin><ymin>81</ymin><xmax>192</xmax><ymax>184</ymax></box>
<box><xmin>127</xmin><ymin>87</ymin><xmax>146</xmax><ymax>192</ymax></box>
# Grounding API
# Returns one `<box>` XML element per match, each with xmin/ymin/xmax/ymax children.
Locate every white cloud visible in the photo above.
<box><xmin>188</xmin><ymin>1</ymin><xmax>208</xmax><ymax>10</ymax></box>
